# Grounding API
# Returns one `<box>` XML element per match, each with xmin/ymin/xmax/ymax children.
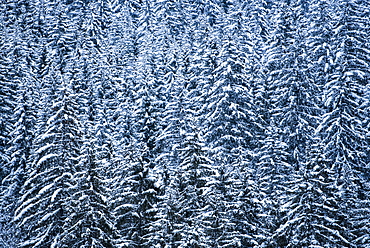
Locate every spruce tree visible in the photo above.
<box><xmin>14</xmin><ymin>82</ymin><xmax>82</xmax><ymax>248</ymax></box>
<box><xmin>58</xmin><ymin>127</ymin><xmax>115</xmax><ymax>248</ymax></box>
<box><xmin>274</xmin><ymin>138</ymin><xmax>351</xmax><ymax>247</ymax></box>
<box><xmin>113</xmin><ymin>152</ymin><xmax>161</xmax><ymax>248</ymax></box>
<box><xmin>176</xmin><ymin>130</ymin><xmax>214</xmax><ymax>248</ymax></box>
<box><xmin>0</xmin><ymin>77</ymin><xmax>37</xmax><ymax>247</ymax></box>
<box><xmin>256</xmin><ymin>125</ymin><xmax>293</xmax><ymax>248</ymax></box>
<box><xmin>315</xmin><ymin>0</ymin><xmax>370</xmax><ymax>245</ymax></box>
<box><xmin>14</xmin><ymin>1</ymin><xmax>83</xmax><ymax>246</ymax></box>
<box><xmin>0</xmin><ymin>0</ymin><xmax>40</xmax><ymax>245</ymax></box>
<box><xmin>201</xmin><ymin>37</ymin><xmax>255</xmax><ymax>167</ymax></box>
<box><xmin>264</xmin><ymin>0</ymin><xmax>315</xmax><ymax>169</ymax></box>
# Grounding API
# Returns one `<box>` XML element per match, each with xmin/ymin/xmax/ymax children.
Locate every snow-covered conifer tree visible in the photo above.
<box><xmin>13</xmin><ymin>1</ymin><xmax>84</xmax><ymax>246</ymax></box>
<box><xmin>14</xmin><ymin>81</ymin><xmax>82</xmax><ymax>247</ymax></box>
<box><xmin>315</xmin><ymin>0</ymin><xmax>370</xmax><ymax>245</ymax></box>
<box><xmin>58</xmin><ymin>125</ymin><xmax>115</xmax><ymax>248</ymax></box>
<box><xmin>113</xmin><ymin>152</ymin><xmax>161</xmax><ymax>248</ymax></box>
<box><xmin>175</xmin><ymin>129</ymin><xmax>215</xmax><ymax>248</ymax></box>
<box><xmin>0</xmin><ymin>0</ymin><xmax>40</xmax><ymax>245</ymax></box>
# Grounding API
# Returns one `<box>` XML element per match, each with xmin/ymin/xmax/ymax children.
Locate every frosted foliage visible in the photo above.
<box><xmin>0</xmin><ymin>0</ymin><xmax>369</xmax><ymax>248</ymax></box>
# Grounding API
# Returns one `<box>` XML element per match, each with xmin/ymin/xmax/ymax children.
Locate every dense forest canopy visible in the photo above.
<box><xmin>0</xmin><ymin>0</ymin><xmax>369</xmax><ymax>247</ymax></box>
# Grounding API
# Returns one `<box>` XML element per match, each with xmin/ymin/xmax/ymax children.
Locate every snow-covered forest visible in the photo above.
<box><xmin>0</xmin><ymin>0</ymin><xmax>369</xmax><ymax>247</ymax></box>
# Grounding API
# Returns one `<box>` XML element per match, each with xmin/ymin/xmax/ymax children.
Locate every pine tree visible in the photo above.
<box><xmin>306</xmin><ymin>0</ymin><xmax>335</xmax><ymax>91</ymax></box>
<box><xmin>175</xmin><ymin>130</ymin><xmax>215</xmax><ymax>248</ymax></box>
<box><xmin>274</xmin><ymin>138</ymin><xmax>352</xmax><ymax>247</ymax></box>
<box><xmin>231</xmin><ymin>166</ymin><xmax>263</xmax><ymax>247</ymax></box>
<box><xmin>58</xmin><ymin>127</ymin><xmax>115</xmax><ymax>248</ymax></box>
<box><xmin>256</xmin><ymin>125</ymin><xmax>293</xmax><ymax>248</ymax></box>
<box><xmin>0</xmin><ymin>0</ymin><xmax>33</xmax><ymax>183</ymax></box>
<box><xmin>13</xmin><ymin>1</ymin><xmax>84</xmax><ymax>246</ymax></box>
<box><xmin>258</xmin><ymin>2</ymin><xmax>336</xmax><ymax>245</ymax></box>
<box><xmin>2</xmin><ymin>1</ymin><xmax>370</xmax><ymax>247</ymax></box>
<box><xmin>130</xmin><ymin>0</ymin><xmax>167</xmax><ymax>170</ymax></box>
<box><xmin>264</xmin><ymin>0</ymin><xmax>316</xmax><ymax>169</ymax></box>
<box><xmin>0</xmin><ymin>0</ymin><xmax>40</xmax><ymax>246</ymax></box>
<box><xmin>201</xmin><ymin>37</ymin><xmax>255</xmax><ymax>167</ymax></box>
<box><xmin>56</xmin><ymin>2</ymin><xmax>118</xmax><ymax>247</ymax></box>
<box><xmin>315</xmin><ymin>0</ymin><xmax>370</xmax><ymax>246</ymax></box>
<box><xmin>201</xmin><ymin>165</ymin><xmax>243</xmax><ymax>248</ymax></box>
<box><xmin>0</xmin><ymin>77</ymin><xmax>37</xmax><ymax>247</ymax></box>
<box><xmin>14</xmin><ymin>82</ymin><xmax>82</xmax><ymax>248</ymax></box>
<box><xmin>113</xmin><ymin>153</ymin><xmax>161</xmax><ymax>248</ymax></box>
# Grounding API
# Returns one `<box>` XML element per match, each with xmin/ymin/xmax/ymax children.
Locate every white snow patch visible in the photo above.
<box><xmin>36</xmin><ymin>154</ymin><xmax>58</xmax><ymax>166</ymax></box>
<box><xmin>51</xmin><ymin>188</ymin><xmax>62</xmax><ymax>202</ymax></box>
<box><xmin>38</xmin><ymin>183</ymin><xmax>54</xmax><ymax>196</ymax></box>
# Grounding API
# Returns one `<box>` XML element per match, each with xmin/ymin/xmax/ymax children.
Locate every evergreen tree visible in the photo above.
<box><xmin>14</xmin><ymin>82</ymin><xmax>82</xmax><ymax>248</ymax></box>
<box><xmin>58</xmin><ymin>127</ymin><xmax>115</xmax><ymax>248</ymax></box>
<box><xmin>0</xmin><ymin>0</ymin><xmax>36</xmax><ymax>183</ymax></box>
<box><xmin>265</xmin><ymin>0</ymin><xmax>315</xmax><ymax>169</ymax></box>
<box><xmin>274</xmin><ymin>138</ymin><xmax>352</xmax><ymax>247</ymax></box>
<box><xmin>13</xmin><ymin>1</ymin><xmax>83</xmax><ymax>246</ymax></box>
<box><xmin>231</xmin><ymin>166</ymin><xmax>263</xmax><ymax>247</ymax></box>
<box><xmin>0</xmin><ymin>77</ymin><xmax>37</xmax><ymax>247</ymax></box>
<box><xmin>315</xmin><ymin>0</ymin><xmax>370</xmax><ymax>245</ymax></box>
<box><xmin>1</xmin><ymin>1</ymin><xmax>370</xmax><ymax>247</ymax></box>
<box><xmin>201</xmin><ymin>37</ymin><xmax>255</xmax><ymax>167</ymax></box>
<box><xmin>176</xmin><ymin>129</ymin><xmax>214</xmax><ymax>248</ymax></box>
<box><xmin>113</xmin><ymin>153</ymin><xmax>161</xmax><ymax>248</ymax></box>
<box><xmin>201</xmin><ymin>165</ymin><xmax>242</xmax><ymax>248</ymax></box>
<box><xmin>256</xmin><ymin>125</ymin><xmax>293</xmax><ymax>247</ymax></box>
<box><xmin>0</xmin><ymin>0</ymin><xmax>40</xmax><ymax>246</ymax></box>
